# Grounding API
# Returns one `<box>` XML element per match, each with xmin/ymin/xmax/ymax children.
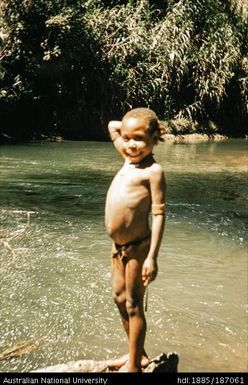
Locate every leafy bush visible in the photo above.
<box><xmin>0</xmin><ymin>0</ymin><xmax>247</xmax><ymax>139</ymax></box>
<box><xmin>166</xmin><ymin>117</ymin><xmax>197</xmax><ymax>135</ymax></box>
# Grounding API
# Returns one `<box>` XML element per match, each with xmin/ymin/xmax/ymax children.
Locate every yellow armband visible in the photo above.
<box><xmin>151</xmin><ymin>203</ymin><xmax>166</xmax><ymax>215</ymax></box>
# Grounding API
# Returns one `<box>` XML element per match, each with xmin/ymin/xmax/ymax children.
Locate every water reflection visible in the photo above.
<box><xmin>0</xmin><ymin>140</ymin><xmax>247</xmax><ymax>372</ymax></box>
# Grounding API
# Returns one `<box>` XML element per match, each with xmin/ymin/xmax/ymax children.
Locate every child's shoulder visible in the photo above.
<box><xmin>147</xmin><ymin>161</ymin><xmax>165</xmax><ymax>186</ymax></box>
<box><xmin>149</xmin><ymin>161</ymin><xmax>164</xmax><ymax>175</ymax></box>
<box><xmin>146</xmin><ymin>161</ymin><xmax>165</xmax><ymax>183</ymax></box>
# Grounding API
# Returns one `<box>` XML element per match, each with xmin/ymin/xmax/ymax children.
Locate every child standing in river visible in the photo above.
<box><xmin>105</xmin><ymin>107</ymin><xmax>166</xmax><ymax>372</ymax></box>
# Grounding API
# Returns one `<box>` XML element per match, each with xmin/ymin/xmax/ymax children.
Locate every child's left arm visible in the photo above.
<box><xmin>142</xmin><ymin>164</ymin><xmax>166</xmax><ymax>287</ymax></box>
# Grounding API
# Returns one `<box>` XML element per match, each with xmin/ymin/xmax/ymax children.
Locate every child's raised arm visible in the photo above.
<box><xmin>108</xmin><ymin>121</ymin><xmax>125</xmax><ymax>158</ymax></box>
<box><xmin>108</xmin><ymin>121</ymin><xmax>122</xmax><ymax>141</ymax></box>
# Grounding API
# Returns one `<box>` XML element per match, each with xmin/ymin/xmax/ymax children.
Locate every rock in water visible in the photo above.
<box><xmin>33</xmin><ymin>353</ymin><xmax>179</xmax><ymax>373</ymax></box>
<box><xmin>144</xmin><ymin>353</ymin><xmax>179</xmax><ymax>372</ymax></box>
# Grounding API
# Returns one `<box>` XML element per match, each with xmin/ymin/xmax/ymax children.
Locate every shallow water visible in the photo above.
<box><xmin>0</xmin><ymin>139</ymin><xmax>247</xmax><ymax>372</ymax></box>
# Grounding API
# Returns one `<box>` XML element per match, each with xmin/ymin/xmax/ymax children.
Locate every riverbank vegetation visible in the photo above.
<box><xmin>0</xmin><ymin>0</ymin><xmax>247</xmax><ymax>141</ymax></box>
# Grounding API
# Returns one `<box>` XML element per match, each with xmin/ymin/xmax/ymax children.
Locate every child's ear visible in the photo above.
<box><xmin>153</xmin><ymin>134</ymin><xmax>159</xmax><ymax>145</ymax></box>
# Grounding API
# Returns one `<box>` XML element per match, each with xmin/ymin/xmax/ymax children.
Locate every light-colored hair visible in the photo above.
<box><xmin>123</xmin><ymin>108</ymin><xmax>165</xmax><ymax>141</ymax></box>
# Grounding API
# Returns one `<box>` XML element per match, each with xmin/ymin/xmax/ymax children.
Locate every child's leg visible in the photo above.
<box><xmin>112</xmin><ymin>257</ymin><xmax>129</xmax><ymax>336</ymax></box>
<box><xmin>125</xmin><ymin>257</ymin><xmax>147</xmax><ymax>372</ymax></box>
<box><xmin>112</xmin><ymin>256</ymin><xmax>149</xmax><ymax>370</ymax></box>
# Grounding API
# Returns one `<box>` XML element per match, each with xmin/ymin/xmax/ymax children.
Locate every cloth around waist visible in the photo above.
<box><xmin>111</xmin><ymin>233</ymin><xmax>151</xmax><ymax>260</ymax></box>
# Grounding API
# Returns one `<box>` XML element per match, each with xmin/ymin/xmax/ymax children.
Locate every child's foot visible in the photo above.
<box><xmin>108</xmin><ymin>353</ymin><xmax>150</xmax><ymax>371</ymax></box>
<box><xmin>117</xmin><ymin>361</ymin><xmax>129</xmax><ymax>372</ymax></box>
<box><xmin>118</xmin><ymin>361</ymin><xmax>141</xmax><ymax>372</ymax></box>
<box><xmin>140</xmin><ymin>354</ymin><xmax>150</xmax><ymax>368</ymax></box>
<box><xmin>107</xmin><ymin>353</ymin><xmax>129</xmax><ymax>370</ymax></box>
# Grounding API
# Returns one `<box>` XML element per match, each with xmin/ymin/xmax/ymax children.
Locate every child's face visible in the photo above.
<box><xmin>121</xmin><ymin>117</ymin><xmax>157</xmax><ymax>163</ymax></box>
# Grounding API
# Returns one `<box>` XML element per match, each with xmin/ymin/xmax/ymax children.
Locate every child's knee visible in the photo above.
<box><xmin>125</xmin><ymin>297</ymin><xmax>140</xmax><ymax>317</ymax></box>
<box><xmin>112</xmin><ymin>290</ymin><xmax>126</xmax><ymax>306</ymax></box>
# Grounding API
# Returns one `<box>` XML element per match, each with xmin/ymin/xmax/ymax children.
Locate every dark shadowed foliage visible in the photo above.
<box><xmin>0</xmin><ymin>0</ymin><xmax>247</xmax><ymax>141</ymax></box>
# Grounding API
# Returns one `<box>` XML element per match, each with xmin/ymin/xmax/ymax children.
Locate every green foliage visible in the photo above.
<box><xmin>0</xmin><ymin>0</ymin><xmax>247</xmax><ymax>140</ymax></box>
<box><xmin>166</xmin><ymin>117</ymin><xmax>197</xmax><ymax>135</ymax></box>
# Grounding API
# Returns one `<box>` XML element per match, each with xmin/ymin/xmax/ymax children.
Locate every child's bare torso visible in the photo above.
<box><xmin>105</xmin><ymin>161</ymin><xmax>153</xmax><ymax>245</ymax></box>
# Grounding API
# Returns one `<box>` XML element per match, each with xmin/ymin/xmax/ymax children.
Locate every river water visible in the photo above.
<box><xmin>0</xmin><ymin>139</ymin><xmax>247</xmax><ymax>372</ymax></box>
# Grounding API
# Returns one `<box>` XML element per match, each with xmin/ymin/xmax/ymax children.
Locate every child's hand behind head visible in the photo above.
<box><xmin>108</xmin><ymin>120</ymin><xmax>122</xmax><ymax>132</ymax></box>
